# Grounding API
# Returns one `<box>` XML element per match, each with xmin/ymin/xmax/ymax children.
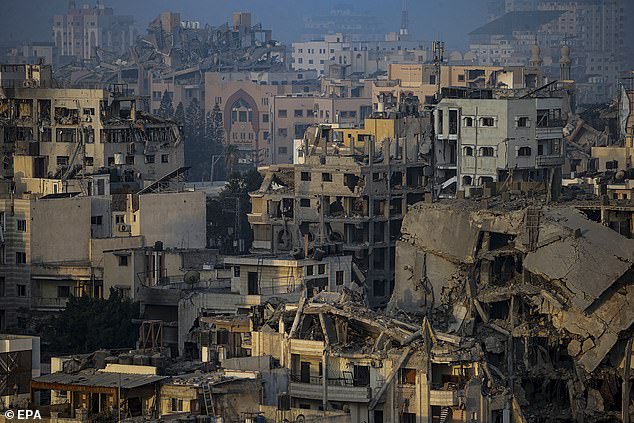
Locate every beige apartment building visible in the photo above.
<box><xmin>52</xmin><ymin>2</ymin><xmax>137</xmax><ymax>61</ymax></box>
<box><xmin>204</xmin><ymin>71</ymin><xmax>318</xmax><ymax>168</ymax></box>
<box><xmin>270</xmin><ymin>94</ymin><xmax>373</xmax><ymax>164</ymax></box>
<box><xmin>371</xmin><ymin>63</ymin><xmax>543</xmax><ymax>111</ymax></box>
<box><xmin>0</xmin><ymin>87</ymin><xmax>184</xmax><ymax>183</ymax></box>
<box><xmin>0</xmin><ymin>174</ymin><xmax>206</xmax><ymax>329</ymax></box>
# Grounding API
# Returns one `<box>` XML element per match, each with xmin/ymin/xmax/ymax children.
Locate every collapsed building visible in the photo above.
<box><xmin>53</xmin><ymin>10</ymin><xmax>288</xmax><ymax>97</ymax></box>
<box><xmin>248</xmin><ymin>103</ymin><xmax>434</xmax><ymax>306</ymax></box>
<box><xmin>391</xmin><ymin>199</ymin><xmax>634</xmax><ymax>422</ymax></box>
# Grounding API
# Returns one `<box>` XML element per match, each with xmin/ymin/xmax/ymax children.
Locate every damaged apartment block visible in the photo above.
<box><xmin>0</xmin><ymin>81</ymin><xmax>183</xmax><ymax>184</ymax></box>
<box><xmin>391</xmin><ymin>199</ymin><xmax>634</xmax><ymax>422</ymax></box>
<box><xmin>249</xmin><ymin>96</ymin><xmax>434</xmax><ymax>306</ymax></box>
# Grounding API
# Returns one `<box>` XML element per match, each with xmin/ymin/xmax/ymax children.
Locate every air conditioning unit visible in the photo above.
<box><xmin>119</xmin><ymin>224</ymin><xmax>131</xmax><ymax>232</ymax></box>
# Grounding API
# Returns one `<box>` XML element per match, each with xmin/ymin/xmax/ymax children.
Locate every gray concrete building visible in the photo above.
<box><xmin>434</xmin><ymin>86</ymin><xmax>570</xmax><ymax>199</ymax></box>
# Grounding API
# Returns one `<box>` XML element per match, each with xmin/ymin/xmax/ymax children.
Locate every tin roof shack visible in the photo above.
<box><xmin>0</xmin><ymin>335</ymin><xmax>40</xmax><ymax>408</ymax></box>
<box><xmin>392</xmin><ymin>200</ymin><xmax>634</xmax><ymax>422</ymax></box>
<box><xmin>31</xmin><ymin>370</ymin><xmax>166</xmax><ymax>420</ymax></box>
<box><xmin>159</xmin><ymin>372</ymin><xmax>261</xmax><ymax>419</ymax></box>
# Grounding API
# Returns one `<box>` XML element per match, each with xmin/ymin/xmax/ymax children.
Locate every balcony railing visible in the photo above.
<box><xmin>289</xmin><ymin>377</ymin><xmax>372</xmax><ymax>402</ymax></box>
<box><xmin>535</xmin><ymin>154</ymin><xmax>565</xmax><ymax>167</ymax></box>
<box><xmin>32</xmin><ymin>297</ymin><xmax>69</xmax><ymax>309</ymax></box>
<box><xmin>290</xmin><ymin>374</ymin><xmax>370</xmax><ymax>388</ymax></box>
<box><xmin>429</xmin><ymin>389</ymin><xmax>460</xmax><ymax>406</ymax></box>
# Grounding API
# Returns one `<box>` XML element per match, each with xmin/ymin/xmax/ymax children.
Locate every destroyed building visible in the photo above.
<box><xmin>0</xmin><ymin>84</ymin><xmax>183</xmax><ymax>183</ymax></box>
<box><xmin>248</xmin><ymin>102</ymin><xmax>434</xmax><ymax>307</ymax></box>
<box><xmin>269</xmin><ymin>92</ymin><xmax>373</xmax><ymax>164</ymax></box>
<box><xmin>391</xmin><ymin>199</ymin><xmax>634</xmax><ymax>422</ymax></box>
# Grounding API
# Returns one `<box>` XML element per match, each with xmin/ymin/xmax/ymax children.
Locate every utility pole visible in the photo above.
<box><xmin>209</xmin><ymin>154</ymin><xmax>224</xmax><ymax>183</ymax></box>
<box><xmin>223</xmin><ymin>196</ymin><xmax>242</xmax><ymax>253</ymax></box>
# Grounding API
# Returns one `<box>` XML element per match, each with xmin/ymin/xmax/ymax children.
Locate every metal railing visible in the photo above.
<box><xmin>290</xmin><ymin>374</ymin><xmax>370</xmax><ymax>388</ymax></box>
<box><xmin>535</xmin><ymin>154</ymin><xmax>565</xmax><ymax>167</ymax></box>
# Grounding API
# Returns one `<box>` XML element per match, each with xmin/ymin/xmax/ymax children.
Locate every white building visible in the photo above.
<box><xmin>292</xmin><ymin>33</ymin><xmax>432</xmax><ymax>76</ymax></box>
<box><xmin>434</xmin><ymin>88</ymin><xmax>568</xmax><ymax>197</ymax></box>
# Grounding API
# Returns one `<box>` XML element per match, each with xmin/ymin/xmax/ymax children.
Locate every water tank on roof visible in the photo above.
<box><xmin>118</xmin><ymin>354</ymin><xmax>133</xmax><ymax>365</ymax></box>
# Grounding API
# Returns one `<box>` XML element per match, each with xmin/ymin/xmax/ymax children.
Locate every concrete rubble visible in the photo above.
<box><xmin>389</xmin><ymin>198</ymin><xmax>634</xmax><ymax>422</ymax></box>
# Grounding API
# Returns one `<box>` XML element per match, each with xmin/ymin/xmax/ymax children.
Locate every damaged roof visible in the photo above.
<box><xmin>524</xmin><ymin>207</ymin><xmax>634</xmax><ymax>311</ymax></box>
<box><xmin>32</xmin><ymin>370</ymin><xmax>167</xmax><ymax>391</ymax></box>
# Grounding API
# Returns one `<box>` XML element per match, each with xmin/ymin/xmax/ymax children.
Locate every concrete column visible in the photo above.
<box><xmin>322</xmin><ymin>350</ymin><xmax>328</xmax><ymax>412</ymax></box>
<box><xmin>388</xmin><ymin>376</ymin><xmax>396</xmax><ymax>423</ymax></box>
<box><xmin>419</xmin><ymin>370</ymin><xmax>430</xmax><ymax>423</ymax></box>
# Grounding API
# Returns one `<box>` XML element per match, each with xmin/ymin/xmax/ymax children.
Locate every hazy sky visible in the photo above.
<box><xmin>0</xmin><ymin>0</ymin><xmax>488</xmax><ymax>50</ymax></box>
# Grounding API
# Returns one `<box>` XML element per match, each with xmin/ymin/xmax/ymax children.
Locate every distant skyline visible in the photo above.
<box><xmin>0</xmin><ymin>0</ymin><xmax>488</xmax><ymax>51</ymax></box>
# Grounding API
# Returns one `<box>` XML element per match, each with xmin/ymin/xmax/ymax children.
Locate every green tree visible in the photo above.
<box><xmin>50</xmin><ymin>290</ymin><xmax>139</xmax><ymax>354</ymax></box>
<box><xmin>157</xmin><ymin>90</ymin><xmax>174</xmax><ymax>119</ymax></box>
<box><xmin>185</xmin><ymin>97</ymin><xmax>204</xmax><ymax>140</ymax></box>
<box><xmin>206</xmin><ymin>169</ymin><xmax>263</xmax><ymax>253</ymax></box>
<box><xmin>205</xmin><ymin>103</ymin><xmax>225</xmax><ymax>181</ymax></box>
<box><xmin>184</xmin><ymin>98</ymin><xmax>207</xmax><ymax>180</ymax></box>
<box><xmin>174</xmin><ymin>101</ymin><xmax>185</xmax><ymax>125</ymax></box>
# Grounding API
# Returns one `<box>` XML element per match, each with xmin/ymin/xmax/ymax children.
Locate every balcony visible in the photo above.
<box><xmin>429</xmin><ymin>388</ymin><xmax>460</xmax><ymax>407</ymax></box>
<box><xmin>535</xmin><ymin>154</ymin><xmax>565</xmax><ymax>167</ymax></box>
<box><xmin>32</xmin><ymin>297</ymin><xmax>69</xmax><ymax>310</ymax></box>
<box><xmin>247</xmin><ymin>213</ymin><xmax>266</xmax><ymax>224</ymax></box>
<box><xmin>289</xmin><ymin>377</ymin><xmax>372</xmax><ymax>403</ymax></box>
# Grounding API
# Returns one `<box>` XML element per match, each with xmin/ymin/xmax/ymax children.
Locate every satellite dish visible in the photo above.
<box><xmin>184</xmin><ymin>271</ymin><xmax>200</xmax><ymax>284</ymax></box>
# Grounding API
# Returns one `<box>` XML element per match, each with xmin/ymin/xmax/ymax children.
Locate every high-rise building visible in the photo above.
<box><xmin>302</xmin><ymin>4</ymin><xmax>384</xmax><ymax>42</ymax></box>
<box><xmin>52</xmin><ymin>1</ymin><xmax>137</xmax><ymax>61</ymax></box>
<box><xmin>471</xmin><ymin>0</ymin><xmax>633</xmax><ymax>103</ymax></box>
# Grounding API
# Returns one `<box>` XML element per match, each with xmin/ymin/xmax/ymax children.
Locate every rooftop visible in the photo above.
<box><xmin>32</xmin><ymin>370</ymin><xmax>167</xmax><ymax>391</ymax></box>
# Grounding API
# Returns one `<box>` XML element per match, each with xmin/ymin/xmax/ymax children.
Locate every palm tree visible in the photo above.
<box><xmin>225</xmin><ymin>144</ymin><xmax>240</xmax><ymax>178</ymax></box>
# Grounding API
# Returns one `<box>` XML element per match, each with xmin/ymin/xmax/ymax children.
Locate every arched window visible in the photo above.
<box><xmin>230</xmin><ymin>98</ymin><xmax>253</xmax><ymax>123</ymax></box>
<box><xmin>480</xmin><ymin>147</ymin><xmax>494</xmax><ymax>157</ymax></box>
<box><xmin>462</xmin><ymin>176</ymin><xmax>473</xmax><ymax>186</ymax></box>
<box><xmin>464</xmin><ymin>117</ymin><xmax>474</xmax><ymax>127</ymax></box>
<box><xmin>518</xmin><ymin>146</ymin><xmax>532</xmax><ymax>157</ymax></box>
<box><xmin>479</xmin><ymin>176</ymin><xmax>494</xmax><ymax>186</ymax></box>
<box><xmin>463</xmin><ymin>146</ymin><xmax>474</xmax><ymax>156</ymax></box>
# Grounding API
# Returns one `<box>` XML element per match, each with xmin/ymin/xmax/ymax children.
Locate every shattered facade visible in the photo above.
<box><xmin>372</xmin><ymin>63</ymin><xmax>544</xmax><ymax>113</ymax></box>
<box><xmin>270</xmin><ymin>93</ymin><xmax>373</xmax><ymax>164</ymax></box>
<box><xmin>0</xmin><ymin>85</ymin><xmax>183</xmax><ymax>182</ymax></box>
<box><xmin>249</xmin><ymin>107</ymin><xmax>434</xmax><ymax>306</ymax></box>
